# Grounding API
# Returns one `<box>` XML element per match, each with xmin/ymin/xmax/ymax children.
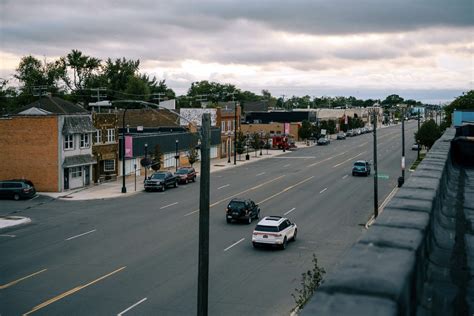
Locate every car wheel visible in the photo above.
<box><xmin>256</xmin><ymin>210</ymin><xmax>260</xmax><ymax>219</ymax></box>
<box><xmin>193</xmin><ymin>176</ymin><xmax>196</xmax><ymax>182</ymax></box>
<box><xmin>292</xmin><ymin>229</ymin><xmax>297</xmax><ymax>241</ymax></box>
<box><xmin>281</xmin><ymin>237</ymin><xmax>288</xmax><ymax>250</ymax></box>
<box><xmin>352</xmin><ymin>172</ymin><xmax>356</xmax><ymax>176</ymax></box>
<box><xmin>185</xmin><ymin>178</ymin><xmax>188</xmax><ymax>184</ymax></box>
<box><xmin>161</xmin><ymin>186</ymin><xmax>166</xmax><ymax>192</ymax></box>
<box><xmin>174</xmin><ymin>181</ymin><xmax>178</xmax><ymax>188</ymax></box>
<box><xmin>226</xmin><ymin>218</ymin><xmax>231</xmax><ymax>224</ymax></box>
<box><xmin>252</xmin><ymin>242</ymin><xmax>258</xmax><ymax>248</ymax></box>
<box><xmin>13</xmin><ymin>193</ymin><xmax>20</xmax><ymax>201</ymax></box>
<box><xmin>247</xmin><ymin>216</ymin><xmax>252</xmax><ymax>224</ymax></box>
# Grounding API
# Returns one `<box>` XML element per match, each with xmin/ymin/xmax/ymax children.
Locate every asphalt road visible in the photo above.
<box><xmin>0</xmin><ymin>121</ymin><xmax>419</xmax><ymax>316</ymax></box>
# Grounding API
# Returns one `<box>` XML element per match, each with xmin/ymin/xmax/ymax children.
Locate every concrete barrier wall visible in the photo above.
<box><xmin>301</xmin><ymin>128</ymin><xmax>474</xmax><ymax>315</ymax></box>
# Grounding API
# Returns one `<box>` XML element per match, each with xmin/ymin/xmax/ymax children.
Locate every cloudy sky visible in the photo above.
<box><xmin>1</xmin><ymin>0</ymin><xmax>472</xmax><ymax>103</ymax></box>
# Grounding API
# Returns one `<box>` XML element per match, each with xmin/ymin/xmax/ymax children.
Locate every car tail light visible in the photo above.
<box><xmin>253</xmin><ymin>232</ymin><xmax>258</xmax><ymax>236</ymax></box>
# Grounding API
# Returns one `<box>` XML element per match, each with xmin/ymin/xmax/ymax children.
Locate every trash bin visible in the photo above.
<box><xmin>245</xmin><ymin>154</ymin><xmax>250</xmax><ymax>160</ymax></box>
<box><xmin>398</xmin><ymin>176</ymin><xmax>404</xmax><ymax>187</ymax></box>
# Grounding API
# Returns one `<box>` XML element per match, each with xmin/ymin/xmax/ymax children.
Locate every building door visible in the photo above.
<box><xmin>64</xmin><ymin>168</ymin><xmax>69</xmax><ymax>190</ymax></box>
<box><xmin>84</xmin><ymin>166</ymin><xmax>90</xmax><ymax>186</ymax></box>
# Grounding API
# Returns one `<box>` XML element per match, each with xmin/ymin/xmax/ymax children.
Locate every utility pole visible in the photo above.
<box><xmin>197</xmin><ymin>113</ymin><xmax>210</xmax><ymax>316</ymax></box>
<box><xmin>121</xmin><ymin>108</ymin><xmax>128</xmax><ymax>193</ymax></box>
<box><xmin>90</xmin><ymin>87</ymin><xmax>107</xmax><ymax>102</ymax></box>
<box><xmin>151</xmin><ymin>92</ymin><xmax>166</xmax><ymax>104</ymax></box>
<box><xmin>281</xmin><ymin>94</ymin><xmax>286</xmax><ymax>110</ymax></box>
<box><xmin>399</xmin><ymin>104</ymin><xmax>406</xmax><ymax>187</ymax></box>
<box><xmin>372</xmin><ymin>108</ymin><xmax>378</xmax><ymax>218</ymax></box>
<box><xmin>196</xmin><ymin>94</ymin><xmax>209</xmax><ymax>108</ymax></box>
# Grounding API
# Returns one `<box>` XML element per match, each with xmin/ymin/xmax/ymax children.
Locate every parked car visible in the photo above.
<box><xmin>317</xmin><ymin>137</ymin><xmax>330</xmax><ymax>145</ymax></box>
<box><xmin>174</xmin><ymin>167</ymin><xmax>196</xmax><ymax>184</ymax></box>
<box><xmin>144</xmin><ymin>171</ymin><xmax>178</xmax><ymax>192</ymax></box>
<box><xmin>355</xmin><ymin>129</ymin><xmax>362</xmax><ymax>135</ymax></box>
<box><xmin>336</xmin><ymin>132</ymin><xmax>346</xmax><ymax>140</ymax></box>
<box><xmin>352</xmin><ymin>160</ymin><xmax>371</xmax><ymax>176</ymax></box>
<box><xmin>0</xmin><ymin>179</ymin><xmax>36</xmax><ymax>200</ymax></box>
<box><xmin>346</xmin><ymin>130</ymin><xmax>355</xmax><ymax>137</ymax></box>
<box><xmin>226</xmin><ymin>198</ymin><xmax>260</xmax><ymax>224</ymax></box>
<box><xmin>411</xmin><ymin>143</ymin><xmax>420</xmax><ymax>150</ymax></box>
<box><xmin>252</xmin><ymin>216</ymin><xmax>297</xmax><ymax>250</ymax></box>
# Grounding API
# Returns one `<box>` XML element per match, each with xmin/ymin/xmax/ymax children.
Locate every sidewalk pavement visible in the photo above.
<box><xmin>0</xmin><ymin>216</ymin><xmax>32</xmax><ymax>234</ymax></box>
<box><xmin>39</xmin><ymin>141</ymin><xmax>314</xmax><ymax>202</ymax></box>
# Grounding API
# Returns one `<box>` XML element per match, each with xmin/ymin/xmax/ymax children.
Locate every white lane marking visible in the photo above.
<box><xmin>117</xmin><ymin>297</ymin><xmax>148</xmax><ymax>316</ymax></box>
<box><xmin>308</xmin><ymin>152</ymin><xmax>346</xmax><ymax>167</ymax></box>
<box><xmin>283</xmin><ymin>164</ymin><xmax>291</xmax><ymax>168</ymax></box>
<box><xmin>160</xmin><ymin>202</ymin><xmax>178</xmax><ymax>209</ymax></box>
<box><xmin>31</xmin><ymin>195</ymin><xmax>40</xmax><ymax>200</ymax></box>
<box><xmin>256</xmin><ymin>172</ymin><xmax>266</xmax><ymax>176</ymax></box>
<box><xmin>319</xmin><ymin>188</ymin><xmax>328</xmax><ymax>194</ymax></box>
<box><xmin>284</xmin><ymin>207</ymin><xmax>296</xmax><ymax>215</ymax></box>
<box><xmin>379</xmin><ymin>186</ymin><xmax>399</xmax><ymax>211</ymax></box>
<box><xmin>332</xmin><ymin>152</ymin><xmax>365</xmax><ymax>168</ymax></box>
<box><xmin>358</xmin><ymin>142</ymin><xmax>368</xmax><ymax>147</ymax></box>
<box><xmin>65</xmin><ymin>229</ymin><xmax>96</xmax><ymax>241</ymax></box>
<box><xmin>217</xmin><ymin>184</ymin><xmax>230</xmax><ymax>190</ymax></box>
<box><xmin>184</xmin><ymin>209</ymin><xmax>199</xmax><ymax>217</ymax></box>
<box><xmin>224</xmin><ymin>238</ymin><xmax>245</xmax><ymax>252</ymax></box>
<box><xmin>0</xmin><ymin>234</ymin><xmax>16</xmax><ymax>238</ymax></box>
<box><xmin>271</xmin><ymin>156</ymin><xmax>316</xmax><ymax>159</ymax></box>
<box><xmin>342</xmin><ymin>175</ymin><xmax>348</xmax><ymax>179</ymax></box>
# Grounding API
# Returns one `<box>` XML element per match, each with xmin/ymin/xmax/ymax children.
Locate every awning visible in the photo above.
<box><xmin>62</xmin><ymin>116</ymin><xmax>96</xmax><ymax>135</ymax></box>
<box><xmin>63</xmin><ymin>155</ymin><xmax>97</xmax><ymax>168</ymax></box>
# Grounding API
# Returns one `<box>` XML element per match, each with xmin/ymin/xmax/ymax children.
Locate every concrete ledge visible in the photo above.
<box><xmin>0</xmin><ymin>216</ymin><xmax>32</xmax><ymax>233</ymax></box>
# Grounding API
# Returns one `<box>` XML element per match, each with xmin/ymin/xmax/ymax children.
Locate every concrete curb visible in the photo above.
<box><xmin>0</xmin><ymin>216</ymin><xmax>32</xmax><ymax>234</ymax></box>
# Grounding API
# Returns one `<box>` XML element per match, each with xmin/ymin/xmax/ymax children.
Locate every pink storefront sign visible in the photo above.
<box><xmin>125</xmin><ymin>136</ymin><xmax>133</xmax><ymax>158</ymax></box>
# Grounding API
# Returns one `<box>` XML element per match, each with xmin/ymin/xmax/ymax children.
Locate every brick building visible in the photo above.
<box><xmin>0</xmin><ymin>96</ymin><xmax>96</xmax><ymax>192</ymax></box>
<box><xmin>216</xmin><ymin>103</ymin><xmax>241</xmax><ymax>160</ymax></box>
<box><xmin>92</xmin><ymin>112</ymin><xmax>119</xmax><ymax>183</ymax></box>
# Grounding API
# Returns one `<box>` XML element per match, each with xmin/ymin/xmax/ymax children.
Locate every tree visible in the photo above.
<box><xmin>187</xmin><ymin>147</ymin><xmax>199</xmax><ymax>166</ymax></box>
<box><xmin>58</xmin><ymin>49</ymin><xmax>101</xmax><ymax>92</ymax></box>
<box><xmin>151</xmin><ymin>144</ymin><xmax>162</xmax><ymax>171</ymax></box>
<box><xmin>251</xmin><ymin>133</ymin><xmax>260</xmax><ymax>156</ymax></box>
<box><xmin>415</xmin><ymin>119</ymin><xmax>442</xmax><ymax>150</ymax></box>
<box><xmin>299</xmin><ymin>120</ymin><xmax>312</xmax><ymax>140</ymax></box>
<box><xmin>235</xmin><ymin>131</ymin><xmax>246</xmax><ymax>159</ymax></box>
<box><xmin>15</xmin><ymin>55</ymin><xmax>65</xmax><ymax>96</ymax></box>
<box><xmin>444</xmin><ymin>90</ymin><xmax>474</xmax><ymax>126</ymax></box>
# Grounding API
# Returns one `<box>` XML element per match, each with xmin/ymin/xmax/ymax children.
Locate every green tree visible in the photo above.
<box><xmin>235</xmin><ymin>131</ymin><xmax>246</xmax><ymax>159</ymax></box>
<box><xmin>251</xmin><ymin>133</ymin><xmax>260</xmax><ymax>156</ymax></box>
<box><xmin>151</xmin><ymin>144</ymin><xmax>162</xmax><ymax>171</ymax></box>
<box><xmin>125</xmin><ymin>75</ymin><xmax>150</xmax><ymax>100</ymax></box>
<box><xmin>299</xmin><ymin>120</ymin><xmax>312</xmax><ymax>140</ymax></box>
<box><xmin>415</xmin><ymin>119</ymin><xmax>442</xmax><ymax>149</ymax></box>
<box><xmin>443</xmin><ymin>90</ymin><xmax>474</xmax><ymax>126</ymax></box>
<box><xmin>58</xmin><ymin>49</ymin><xmax>101</xmax><ymax>92</ymax></box>
<box><xmin>187</xmin><ymin>147</ymin><xmax>199</xmax><ymax>166</ymax></box>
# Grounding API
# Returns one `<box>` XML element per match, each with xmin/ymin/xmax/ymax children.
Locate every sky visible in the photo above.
<box><xmin>0</xmin><ymin>0</ymin><xmax>473</xmax><ymax>103</ymax></box>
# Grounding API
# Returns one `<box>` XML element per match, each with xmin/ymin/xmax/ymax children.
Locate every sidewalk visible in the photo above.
<box><xmin>39</xmin><ymin>141</ymin><xmax>314</xmax><ymax>201</ymax></box>
<box><xmin>0</xmin><ymin>216</ymin><xmax>32</xmax><ymax>234</ymax></box>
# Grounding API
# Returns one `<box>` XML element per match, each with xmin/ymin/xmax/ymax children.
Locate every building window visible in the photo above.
<box><xmin>221</xmin><ymin>121</ymin><xmax>225</xmax><ymax>133</ymax></box>
<box><xmin>107</xmin><ymin>129</ymin><xmax>115</xmax><ymax>143</ymax></box>
<box><xmin>94</xmin><ymin>130</ymin><xmax>102</xmax><ymax>144</ymax></box>
<box><xmin>71</xmin><ymin>166</ymin><xmax>82</xmax><ymax>178</ymax></box>
<box><xmin>104</xmin><ymin>159</ymin><xmax>115</xmax><ymax>172</ymax></box>
<box><xmin>80</xmin><ymin>133</ymin><xmax>90</xmax><ymax>148</ymax></box>
<box><xmin>64</xmin><ymin>135</ymin><xmax>74</xmax><ymax>150</ymax></box>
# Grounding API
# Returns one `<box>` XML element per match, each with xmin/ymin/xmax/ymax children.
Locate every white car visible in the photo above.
<box><xmin>252</xmin><ymin>216</ymin><xmax>297</xmax><ymax>249</ymax></box>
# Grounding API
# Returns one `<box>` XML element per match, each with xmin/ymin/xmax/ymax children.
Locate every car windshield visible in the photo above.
<box><xmin>176</xmin><ymin>169</ymin><xmax>190</xmax><ymax>174</ymax></box>
<box><xmin>255</xmin><ymin>225</ymin><xmax>279</xmax><ymax>232</ymax></box>
<box><xmin>228</xmin><ymin>201</ymin><xmax>246</xmax><ymax>209</ymax></box>
<box><xmin>151</xmin><ymin>173</ymin><xmax>166</xmax><ymax>179</ymax></box>
<box><xmin>354</xmin><ymin>162</ymin><xmax>366</xmax><ymax>167</ymax></box>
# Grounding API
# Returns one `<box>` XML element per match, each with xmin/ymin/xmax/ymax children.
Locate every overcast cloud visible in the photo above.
<box><xmin>0</xmin><ymin>0</ymin><xmax>472</xmax><ymax>102</ymax></box>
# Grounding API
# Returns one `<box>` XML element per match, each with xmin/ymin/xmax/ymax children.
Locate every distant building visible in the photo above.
<box><xmin>453</xmin><ymin>110</ymin><xmax>474</xmax><ymax>127</ymax></box>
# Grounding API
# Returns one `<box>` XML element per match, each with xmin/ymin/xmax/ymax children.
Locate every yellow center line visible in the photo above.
<box><xmin>184</xmin><ymin>175</ymin><xmax>286</xmax><ymax>216</ymax></box>
<box><xmin>307</xmin><ymin>152</ymin><xmax>346</xmax><ymax>167</ymax></box>
<box><xmin>23</xmin><ymin>266</ymin><xmax>126</xmax><ymax>315</ymax></box>
<box><xmin>332</xmin><ymin>152</ymin><xmax>366</xmax><ymax>168</ymax></box>
<box><xmin>257</xmin><ymin>176</ymin><xmax>314</xmax><ymax>205</ymax></box>
<box><xmin>0</xmin><ymin>269</ymin><xmax>47</xmax><ymax>290</ymax></box>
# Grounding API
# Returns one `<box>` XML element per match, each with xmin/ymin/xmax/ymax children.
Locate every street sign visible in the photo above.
<box><xmin>376</xmin><ymin>174</ymin><xmax>389</xmax><ymax>179</ymax></box>
<box><xmin>321</xmin><ymin>129</ymin><xmax>327</xmax><ymax>135</ymax></box>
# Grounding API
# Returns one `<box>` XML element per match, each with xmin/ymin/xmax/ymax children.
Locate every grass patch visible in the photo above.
<box><xmin>410</xmin><ymin>152</ymin><xmax>426</xmax><ymax>170</ymax></box>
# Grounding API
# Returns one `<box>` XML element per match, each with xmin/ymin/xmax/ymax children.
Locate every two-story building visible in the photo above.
<box><xmin>216</xmin><ymin>103</ymin><xmax>241</xmax><ymax>160</ymax></box>
<box><xmin>92</xmin><ymin>112</ymin><xmax>119</xmax><ymax>183</ymax></box>
<box><xmin>0</xmin><ymin>96</ymin><xmax>96</xmax><ymax>192</ymax></box>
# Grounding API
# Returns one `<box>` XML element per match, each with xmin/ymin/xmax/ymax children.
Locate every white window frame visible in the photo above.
<box><xmin>64</xmin><ymin>134</ymin><xmax>74</xmax><ymax>150</ymax></box>
<box><xmin>80</xmin><ymin>133</ymin><xmax>90</xmax><ymax>148</ymax></box>
<box><xmin>104</xmin><ymin>159</ymin><xmax>115</xmax><ymax>172</ymax></box>
<box><xmin>107</xmin><ymin>129</ymin><xmax>115</xmax><ymax>143</ymax></box>
<box><xmin>71</xmin><ymin>166</ymin><xmax>82</xmax><ymax>178</ymax></box>
<box><xmin>95</xmin><ymin>129</ymin><xmax>102</xmax><ymax>144</ymax></box>
<box><xmin>221</xmin><ymin>121</ymin><xmax>225</xmax><ymax>133</ymax></box>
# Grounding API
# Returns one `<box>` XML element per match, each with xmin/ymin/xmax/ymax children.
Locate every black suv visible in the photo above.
<box><xmin>0</xmin><ymin>179</ymin><xmax>36</xmax><ymax>200</ymax></box>
<box><xmin>226</xmin><ymin>198</ymin><xmax>260</xmax><ymax>224</ymax></box>
<box><xmin>144</xmin><ymin>171</ymin><xmax>178</xmax><ymax>192</ymax></box>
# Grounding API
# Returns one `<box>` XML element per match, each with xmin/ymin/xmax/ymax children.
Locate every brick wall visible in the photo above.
<box><xmin>0</xmin><ymin>116</ymin><xmax>59</xmax><ymax>191</ymax></box>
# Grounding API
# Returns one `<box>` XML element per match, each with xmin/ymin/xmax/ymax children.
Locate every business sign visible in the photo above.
<box><xmin>159</xmin><ymin>99</ymin><xmax>176</xmax><ymax>110</ymax></box>
<box><xmin>284</xmin><ymin>123</ymin><xmax>290</xmax><ymax>135</ymax></box>
<box><xmin>180</xmin><ymin>108</ymin><xmax>217</xmax><ymax>127</ymax></box>
<box><xmin>125</xmin><ymin>135</ymin><xmax>133</xmax><ymax>158</ymax></box>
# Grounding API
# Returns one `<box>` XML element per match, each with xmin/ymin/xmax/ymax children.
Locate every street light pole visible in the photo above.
<box><xmin>372</xmin><ymin>109</ymin><xmax>378</xmax><ymax>218</ymax></box>
<box><xmin>417</xmin><ymin>110</ymin><xmax>420</xmax><ymax>160</ymax></box>
<box><xmin>227</xmin><ymin>133</ymin><xmax>231</xmax><ymax>163</ymax></box>
<box><xmin>398</xmin><ymin>104</ymin><xmax>406</xmax><ymax>187</ymax></box>
<box><xmin>144</xmin><ymin>143</ymin><xmax>148</xmax><ymax>180</ymax></box>
<box><xmin>259</xmin><ymin>131</ymin><xmax>263</xmax><ymax>156</ymax></box>
<box><xmin>121</xmin><ymin>108</ymin><xmax>128</xmax><ymax>194</ymax></box>
<box><xmin>175</xmin><ymin>139</ymin><xmax>179</xmax><ymax>172</ymax></box>
<box><xmin>234</xmin><ymin>102</ymin><xmax>237</xmax><ymax>165</ymax></box>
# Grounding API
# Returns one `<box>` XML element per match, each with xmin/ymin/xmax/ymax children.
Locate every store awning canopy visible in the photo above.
<box><xmin>63</xmin><ymin>155</ymin><xmax>97</xmax><ymax>168</ymax></box>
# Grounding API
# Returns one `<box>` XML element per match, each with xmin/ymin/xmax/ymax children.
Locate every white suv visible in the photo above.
<box><xmin>252</xmin><ymin>216</ymin><xmax>297</xmax><ymax>250</ymax></box>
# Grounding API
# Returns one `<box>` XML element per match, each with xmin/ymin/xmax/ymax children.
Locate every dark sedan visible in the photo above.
<box><xmin>317</xmin><ymin>137</ymin><xmax>330</xmax><ymax>145</ymax></box>
<box><xmin>0</xmin><ymin>179</ymin><xmax>36</xmax><ymax>200</ymax></box>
